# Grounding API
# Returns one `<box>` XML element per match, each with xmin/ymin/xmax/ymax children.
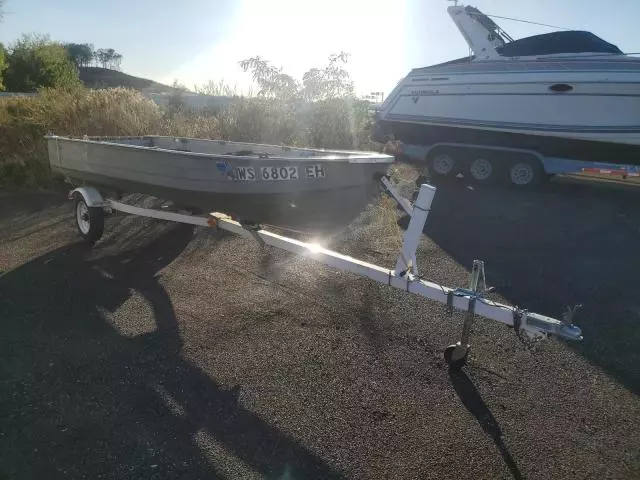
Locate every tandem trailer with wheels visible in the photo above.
<box><xmin>392</xmin><ymin>142</ymin><xmax>640</xmax><ymax>187</ymax></box>
<box><xmin>67</xmin><ymin>176</ymin><xmax>583</xmax><ymax>368</ymax></box>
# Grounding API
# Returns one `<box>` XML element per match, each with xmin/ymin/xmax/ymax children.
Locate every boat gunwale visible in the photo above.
<box><xmin>45</xmin><ymin>135</ymin><xmax>394</xmax><ymax>164</ymax></box>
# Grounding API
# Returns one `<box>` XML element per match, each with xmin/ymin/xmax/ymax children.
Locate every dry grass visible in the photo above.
<box><xmin>0</xmin><ymin>86</ymin><xmax>377</xmax><ymax>188</ymax></box>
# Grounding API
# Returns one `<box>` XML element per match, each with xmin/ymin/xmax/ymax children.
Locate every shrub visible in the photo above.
<box><xmin>0</xmin><ymin>87</ymin><xmax>222</xmax><ymax>187</ymax></box>
<box><xmin>218</xmin><ymin>97</ymin><xmax>299</xmax><ymax>145</ymax></box>
<box><xmin>4</xmin><ymin>34</ymin><xmax>82</xmax><ymax>92</ymax></box>
<box><xmin>300</xmin><ymin>97</ymin><xmax>374</xmax><ymax>150</ymax></box>
<box><xmin>0</xmin><ymin>43</ymin><xmax>7</xmax><ymax>91</ymax></box>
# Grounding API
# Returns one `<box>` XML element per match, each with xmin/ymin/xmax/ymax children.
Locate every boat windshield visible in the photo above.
<box><xmin>496</xmin><ymin>30</ymin><xmax>624</xmax><ymax>57</ymax></box>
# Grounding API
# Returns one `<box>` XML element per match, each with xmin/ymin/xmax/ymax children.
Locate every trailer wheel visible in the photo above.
<box><xmin>444</xmin><ymin>343</ymin><xmax>469</xmax><ymax>369</ymax></box>
<box><xmin>428</xmin><ymin>152</ymin><xmax>456</xmax><ymax>178</ymax></box>
<box><xmin>508</xmin><ymin>157</ymin><xmax>544</xmax><ymax>187</ymax></box>
<box><xmin>74</xmin><ymin>196</ymin><xmax>104</xmax><ymax>243</ymax></box>
<box><xmin>468</xmin><ymin>156</ymin><xmax>496</xmax><ymax>183</ymax></box>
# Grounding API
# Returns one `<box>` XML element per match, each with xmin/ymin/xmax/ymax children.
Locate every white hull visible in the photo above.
<box><xmin>380</xmin><ymin>59</ymin><xmax>640</xmax><ymax>146</ymax></box>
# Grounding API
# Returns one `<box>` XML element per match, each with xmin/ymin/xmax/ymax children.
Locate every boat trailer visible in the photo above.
<box><xmin>68</xmin><ymin>178</ymin><xmax>583</xmax><ymax>367</ymax></box>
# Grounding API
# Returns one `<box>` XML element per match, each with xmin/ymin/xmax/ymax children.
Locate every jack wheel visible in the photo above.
<box><xmin>444</xmin><ymin>343</ymin><xmax>469</xmax><ymax>369</ymax></box>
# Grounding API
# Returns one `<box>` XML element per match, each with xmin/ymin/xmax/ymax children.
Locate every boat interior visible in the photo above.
<box><xmin>77</xmin><ymin>135</ymin><xmax>381</xmax><ymax>160</ymax></box>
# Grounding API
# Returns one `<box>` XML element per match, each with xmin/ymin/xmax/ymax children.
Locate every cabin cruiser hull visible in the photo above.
<box><xmin>47</xmin><ymin>136</ymin><xmax>393</xmax><ymax>228</ymax></box>
<box><xmin>374</xmin><ymin>116</ymin><xmax>640</xmax><ymax>166</ymax></box>
<box><xmin>375</xmin><ymin>4</ymin><xmax>640</xmax><ymax>166</ymax></box>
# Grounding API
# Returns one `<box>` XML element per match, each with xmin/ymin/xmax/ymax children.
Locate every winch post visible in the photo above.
<box><xmin>394</xmin><ymin>183</ymin><xmax>436</xmax><ymax>277</ymax></box>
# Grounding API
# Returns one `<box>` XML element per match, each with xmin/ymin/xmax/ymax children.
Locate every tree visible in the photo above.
<box><xmin>95</xmin><ymin>48</ymin><xmax>108</xmax><ymax>68</ymax></box>
<box><xmin>94</xmin><ymin>47</ymin><xmax>122</xmax><ymax>69</ymax></box>
<box><xmin>239</xmin><ymin>52</ymin><xmax>355</xmax><ymax>102</ymax></box>
<box><xmin>4</xmin><ymin>34</ymin><xmax>81</xmax><ymax>92</ymax></box>
<box><xmin>239</xmin><ymin>56</ymin><xmax>299</xmax><ymax>100</ymax></box>
<box><xmin>111</xmin><ymin>53</ymin><xmax>122</xmax><ymax>70</ymax></box>
<box><xmin>64</xmin><ymin>43</ymin><xmax>94</xmax><ymax>67</ymax></box>
<box><xmin>301</xmin><ymin>52</ymin><xmax>354</xmax><ymax>101</ymax></box>
<box><xmin>104</xmin><ymin>48</ymin><xmax>115</xmax><ymax>68</ymax></box>
<box><xmin>0</xmin><ymin>43</ymin><xmax>7</xmax><ymax>91</ymax></box>
<box><xmin>0</xmin><ymin>3</ymin><xmax>4</xmax><ymax>91</ymax></box>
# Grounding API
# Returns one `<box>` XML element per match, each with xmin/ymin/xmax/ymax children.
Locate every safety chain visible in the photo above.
<box><xmin>512</xmin><ymin>308</ymin><xmax>546</xmax><ymax>350</ymax></box>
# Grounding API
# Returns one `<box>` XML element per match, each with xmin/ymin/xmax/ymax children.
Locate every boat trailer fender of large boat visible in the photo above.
<box><xmin>47</xmin><ymin>134</ymin><xmax>583</xmax><ymax>368</ymax></box>
<box><xmin>374</xmin><ymin>2</ymin><xmax>640</xmax><ymax>186</ymax></box>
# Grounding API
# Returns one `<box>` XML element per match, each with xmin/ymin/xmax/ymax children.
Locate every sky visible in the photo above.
<box><xmin>1</xmin><ymin>0</ymin><xmax>639</xmax><ymax>96</ymax></box>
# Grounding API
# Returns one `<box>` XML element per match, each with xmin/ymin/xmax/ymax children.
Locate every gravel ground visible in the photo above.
<box><xmin>1</xmin><ymin>171</ymin><xmax>639</xmax><ymax>480</ymax></box>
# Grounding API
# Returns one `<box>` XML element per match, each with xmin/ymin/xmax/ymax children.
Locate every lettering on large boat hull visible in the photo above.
<box><xmin>411</xmin><ymin>89</ymin><xmax>440</xmax><ymax>103</ymax></box>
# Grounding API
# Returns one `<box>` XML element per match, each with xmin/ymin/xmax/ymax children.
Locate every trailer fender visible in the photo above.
<box><xmin>68</xmin><ymin>187</ymin><xmax>106</xmax><ymax>207</ymax></box>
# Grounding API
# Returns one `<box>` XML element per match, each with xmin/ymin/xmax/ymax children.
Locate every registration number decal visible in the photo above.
<box><xmin>304</xmin><ymin>164</ymin><xmax>326</xmax><ymax>178</ymax></box>
<box><xmin>234</xmin><ymin>166</ymin><xmax>256</xmax><ymax>181</ymax></box>
<box><xmin>261</xmin><ymin>166</ymin><xmax>299</xmax><ymax>181</ymax></box>
<box><xmin>233</xmin><ymin>165</ymin><xmax>326</xmax><ymax>181</ymax></box>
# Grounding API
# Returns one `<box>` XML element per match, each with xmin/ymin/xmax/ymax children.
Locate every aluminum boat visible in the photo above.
<box><xmin>47</xmin><ymin>135</ymin><xmax>394</xmax><ymax>226</ymax></box>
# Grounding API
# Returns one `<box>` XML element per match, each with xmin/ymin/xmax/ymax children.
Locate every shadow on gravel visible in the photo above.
<box><xmin>0</xmin><ymin>189</ymin><xmax>68</xmax><ymax>219</ymax></box>
<box><xmin>0</xmin><ymin>190</ymin><xmax>69</xmax><ymax>243</ymax></box>
<box><xmin>449</xmin><ymin>368</ymin><xmax>522</xmax><ymax>480</ymax></box>
<box><xmin>0</xmin><ymin>224</ymin><xmax>343</xmax><ymax>479</ymax></box>
<box><xmin>419</xmin><ymin>179</ymin><xmax>640</xmax><ymax>395</ymax></box>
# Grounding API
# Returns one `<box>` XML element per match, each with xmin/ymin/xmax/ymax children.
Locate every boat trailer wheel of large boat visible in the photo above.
<box><xmin>423</xmin><ymin>144</ymin><xmax>546</xmax><ymax>186</ymax></box>
<box><xmin>50</xmin><ymin>135</ymin><xmax>583</xmax><ymax>368</ymax></box>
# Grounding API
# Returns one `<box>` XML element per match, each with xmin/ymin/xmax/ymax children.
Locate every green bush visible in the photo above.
<box><xmin>4</xmin><ymin>34</ymin><xmax>81</xmax><ymax>92</ymax></box>
<box><xmin>0</xmin><ymin>43</ymin><xmax>7</xmax><ymax>91</ymax></box>
<box><xmin>0</xmin><ymin>87</ymin><xmax>222</xmax><ymax>187</ymax></box>
<box><xmin>217</xmin><ymin>97</ymin><xmax>298</xmax><ymax>145</ymax></box>
<box><xmin>301</xmin><ymin>97</ymin><xmax>375</xmax><ymax>150</ymax></box>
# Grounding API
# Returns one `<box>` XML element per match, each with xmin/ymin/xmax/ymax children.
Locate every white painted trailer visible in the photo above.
<box><xmin>68</xmin><ymin>176</ymin><xmax>583</xmax><ymax>367</ymax></box>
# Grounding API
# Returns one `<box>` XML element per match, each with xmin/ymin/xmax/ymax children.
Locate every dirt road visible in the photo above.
<box><xmin>1</xmin><ymin>174</ymin><xmax>639</xmax><ymax>479</ymax></box>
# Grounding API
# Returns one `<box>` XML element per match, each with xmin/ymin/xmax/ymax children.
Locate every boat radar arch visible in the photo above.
<box><xmin>446</xmin><ymin>4</ymin><xmax>512</xmax><ymax>60</ymax></box>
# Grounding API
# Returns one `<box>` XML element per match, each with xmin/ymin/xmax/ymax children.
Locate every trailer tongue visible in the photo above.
<box><xmin>67</xmin><ymin>176</ymin><xmax>582</xmax><ymax>367</ymax></box>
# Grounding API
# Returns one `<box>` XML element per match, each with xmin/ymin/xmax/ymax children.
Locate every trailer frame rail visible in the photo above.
<box><xmin>68</xmin><ymin>177</ymin><xmax>582</xmax><ymax>367</ymax></box>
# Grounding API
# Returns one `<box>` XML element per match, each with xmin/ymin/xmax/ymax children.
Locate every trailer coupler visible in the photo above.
<box><xmin>441</xmin><ymin>258</ymin><xmax>582</xmax><ymax>368</ymax></box>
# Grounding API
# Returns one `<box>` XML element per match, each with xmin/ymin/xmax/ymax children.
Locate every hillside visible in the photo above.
<box><xmin>76</xmin><ymin>66</ymin><xmax>236</xmax><ymax>111</ymax></box>
<box><xmin>78</xmin><ymin>67</ymin><xmax>178</xmax><ymax>93</ymax></box>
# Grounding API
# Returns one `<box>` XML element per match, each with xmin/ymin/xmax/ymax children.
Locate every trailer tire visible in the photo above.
<box><xmin>74</xmin><ymin>196</ymin><xmax>104</xmax><ymax>243</ymax></box>
<box><xmin>427</xmin><ymin>151</ymin><xmax>457</xmax><ymax>178</ymax></box>
<box><xmin>507</xmin><ymin>156</ymin><xmax>544</xmax><ymax>187</ymax></box>
<box><xmin>468</xmin><ymin>155</ymin><xmax>497</xmax><ymax>184</ymax></box>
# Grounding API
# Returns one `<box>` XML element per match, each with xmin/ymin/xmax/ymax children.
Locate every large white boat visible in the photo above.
<box><xmin>374</xmin><ymin>3</ymin><xmax>640</xmax><ymax>168</ymax></box>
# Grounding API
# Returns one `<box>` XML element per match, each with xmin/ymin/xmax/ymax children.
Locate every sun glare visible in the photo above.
<box><xmin>307</xmin><ymin>242</ymin><xmax>325</xmax><ymax>254</ymax></box>
<box><xmin>163</xmin><ymin>0</ymin><xmax>406</xmax><ymax>96</ymax></box>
